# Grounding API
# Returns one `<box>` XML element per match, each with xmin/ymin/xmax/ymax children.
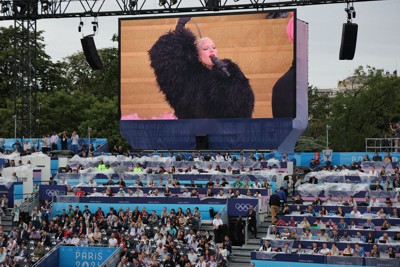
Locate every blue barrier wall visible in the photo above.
<box><xmin>52</xmin><ymin>197</ymin><xmax>227</xmax><ymax>220</ymax></box>
<box><xmin>37</xmin><ymin>247</ymin><xmax>59</xmax><ymax>267</ymax></box>
<box><xmin>251</xmin><ymin>252</ymin><xmax>399</xmax><ymax>267</ymax></box>
<box><xmin>2</xmin><ymin>138</ymin><xmax>107</xmax><ymax>152</ymax></box>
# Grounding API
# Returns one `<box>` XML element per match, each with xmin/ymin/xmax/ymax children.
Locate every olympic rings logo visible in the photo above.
<box><xmin>235</xmin><ymin>203</ymin><xmax>251</xmax><ymax>212</ymax></box>
<box><xmin>46</xmin><ymin>189</ymin><xmax>59</xmax><ymax>197</ymax></box>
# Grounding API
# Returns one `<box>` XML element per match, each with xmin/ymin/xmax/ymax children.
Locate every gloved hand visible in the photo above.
<box><xmin>176</xmin><ymin>17</ymin><xmax>191</xmax><ymax>31</ymax></box>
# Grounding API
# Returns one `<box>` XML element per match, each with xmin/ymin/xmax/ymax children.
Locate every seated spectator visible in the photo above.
<box><xmin>391</xmin><ymin>208</ymin><xmax>400</xmax><ymax>218</ymax></box>
<box><xmin>31</xmin><ymin>242</ymin><xmax>45</xmax><ymax>262</ymax></box>
<box><xmin>319</xmin><ymin>243</ymin><xmax>330</xmax><ymax>256</ymax></box>
<box><xmin>259</xmin><ymin>239</ymin><xmax>272</xmax><ymax>252</ymax></box>
<box><xmin>363</xmin><ymin>206</ymin><xmax>374</xmax><ymax>217</ymax></box>
<box><xmin>378</xmin><ymin>233</ymin><xmax>391</xmax><ymax>243</ymax></box>
<box><xmin>369</xmin><ymin>244</ymin><xmax>380</xmax><ymax>258</ymax></box>
<box><xmin>388</xmin><ymin>246</ymin><xmax>396</xmax><ymax>259</ymax></box>
<box><xmin>288</xmin><ymin>216</ymin><xmax>297</xmax><ymax>227</ymax></box>
<box><xmin>317</xmin><ymin>229</ymin><xmax>329</xmax><ymax>241</ymax></box>
<box><xmin>298</xmin><ymin>217</ymin><xmax>311</xmax><ymax>228</ymax></box>
<box><xmin>358</xmin><ymin>196</ymin><xmax>370</xmax><ymax>206</ymax></box>
<box><xmin>370</xmin><ymin>180</ymin><xmax>383</xmax><ymax>191</ymax></box>
<box><xmin>349</xmin><ymin>220</ymin><xmax>359</xmax><ymax>230</ymax></box>
<box><xmin>293</xmin><ymin>195</ymin><xmax>304</xmax><ymax>204</ymax></box>
<box><xmin>303</xmin><ymin>205</ymin><xmax>316</xmax><ymax>216</ymax></box>
<box><xmin>335</xmin><ymin>207</ymin><xmax>345</xmax><ymax>217</ymax></box>
<box><xmin>282</xmin><ymin>205</ymin><xmax>291</xmax><ymax>215</ymax></box>
<box><xmin>342</xmin><ymin>243</ymin><xmax>354</xmax><ymax>256</ymax></box>
<box><xmin>288</xmin><ymin>229</ymin><xmax>299</xmax><ymax>240</ymax></box>
<box><xmin>354</xmin><ymin>243</ymin><xmax>365</xmax><ymax>257</ymax></box>
<box><xmin>323</xmin><ymin>195</ymin><xmax>336</xmax><ymax>206</ymax></box>
<box><xmin>376</xmin><ymin>208</ymin><xmax>387</xmax><ymax>219</ymax></box>
<box><xmin>312</xmin><ymin>218</ymin><xmax>325</xmax><ymax>229</ymax></box>
<box><xmin>365</xmin><ymin>232</ymin><xmax>375</xmax><ymax>244</ymax></box>
<box><xmin>340</xmin><ymin>231</ymin><xmax>351</xmax><ymax>242</ymax></box>
<box><xmin>74</xmin><ymin>187</ymin><xmax>85</xmax><ymax>197</ymax></box>
<box><xmin>380</xmin><ymin>219</ymin><xmax>391</xmax><ymax>230</ymax></box>
<box><xmin>346</xmin><ymin>196</ymin><xmax>357</xmax><ymax>207</ymax></box>
<box><xmin>308</xmin><ymin>175</ymin><xmax>318</xmax><ymax>184</ymax></box>
<box><xmin>282</xmin><ymin>243</ymin><xmax>292</xmax><ymax>254</ymax></box>
<box><xmin>330</xmin><ymin>230</ymin><xmax>341</xmax><ymax>242</ymax></box>
<box><xmin>385</xmin><ymin>197</ymin><xmax>393</xmax><ymax>207</ymax></box>
<box><xmin>336</xmin><ymin>195</ymin><xmax>345</xmax><ymax>206</ymax></box>
<box><xmin>325</xmin><ymin>219</ymin><xmax>337</xmax><ymax>230</ymax></box>
<box><xmin>311</xmin><ymin>242</ymin><xmax>319</xmax><ymax>254</ymax></box>
<box><xmin>299</xmin><ymin>229</ymin><xmax>312</xmax><ymax>241</ymax></box>
<box><xmin>372</xmin><ymin>152</ymin><xmax>382</xmax><ymax>162</ymax></box>
<box><xmin>319</xmin><ymin>206</ymin><xmax>328</xmax><ymax>217</ymax></box>
<box><xmin>350</xmin><ymin>207</ymin><xmax>362</xmax><ymax>218</ymax></box>
<box><xmin>355</xmin><ymin>231</ymin><xmax>366</xmax><ymax>243</ymax></box>
<box><xmin>363</xmin><ymin>218</ymin><xmax>375</xmax><ymax>230</ymax></box>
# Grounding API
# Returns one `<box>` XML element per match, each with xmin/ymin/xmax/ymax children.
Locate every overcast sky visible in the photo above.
<box><xmin>1</xmin><ymin>0</ymin><xmax>399</xmax><ymax>88</ymax></box>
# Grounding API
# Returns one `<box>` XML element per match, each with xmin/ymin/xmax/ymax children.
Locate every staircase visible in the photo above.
<box><xmin>1</xmin><ymin>209</ymin><xmax>14</xmax><ymax>232</ymax></box>
<box><xmin>227</xmin><ymin>191</ymin><xmax>294</xmax><ymax>266</ymax></box>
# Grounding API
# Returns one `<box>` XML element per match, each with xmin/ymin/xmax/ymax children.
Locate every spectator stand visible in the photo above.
<box><xmin>250</xmin><ymin>252</ymin><xmax>399</xmax><ymax>267</ymax></box>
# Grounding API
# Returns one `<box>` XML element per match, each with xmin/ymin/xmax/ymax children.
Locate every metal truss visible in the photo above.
<box><xmin>0</xmin><ymin>0</ymin><xmax>383</xmax><ymax>20</ymax></box>
<box><xmin>12</xmin><ymin>17</ymin><xmax>37</xmax><ymax>138</ymax></box>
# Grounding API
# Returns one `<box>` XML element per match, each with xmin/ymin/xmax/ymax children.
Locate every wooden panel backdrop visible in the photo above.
<box><xmin>120</xmin><ymin>14</ymin><xmax>293</xmax><ymax>119</ymax></box>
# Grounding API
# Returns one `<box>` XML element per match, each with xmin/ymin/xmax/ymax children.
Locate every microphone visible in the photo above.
<box><xmin>209</xmin><ymin>54</ymin><xmax>230</xmax><ymax>77</ymax></box>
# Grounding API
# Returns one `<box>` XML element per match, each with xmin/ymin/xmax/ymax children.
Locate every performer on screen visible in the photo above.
<box><xmin>148</xmin><ymin>17</ymin><xmax>254</xmax><ymax>119</ymax></box>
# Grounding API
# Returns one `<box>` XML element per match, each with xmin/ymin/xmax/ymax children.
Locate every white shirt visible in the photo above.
<box><xmin>213</xmin><ymin>218</ymin><xmax>223</xmax><ymax>229</ymax></box>
<box><xmin>369</xmin><ymin>199</ymin><xmax>381</xmax><ymax>207</ymax></box>
<box><xmin>51</xmin><ymin>134</ymin><xmax>59</xmax><ymax>144</ymax></box>
<box><xmin>71</xmin><ymin>134</ymin><xmax>79</xmax><ymax>145</ymax></box>
<box><xmin>350</xmin><ymin>211</ymin><xmax>362</xmax><ymax>218</ymax></box>
<box><xmin>215</xmin><ymin>155</ymin><xmax>224</xmax><ymax>162</ymax></box>
<box><xmin>108</xmin><ymin>237</ymin><xmax>118</xmax><ymax>247</ymax></box>
<box><xmin>320</xmin><ymin>248</ymin><xmax>330</xmax><ymax>255</ymax></box>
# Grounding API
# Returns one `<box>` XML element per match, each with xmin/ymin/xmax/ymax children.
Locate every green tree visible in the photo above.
<box><xmin>63</xmin><ymin>47</ymin><xmax>118</xmax><ymax>98</ymax></box>
<box><xmin>296</xmin><ymin>85</ymin><xmax>332</xmax><ymax>151</ymax></box>
<box><xmin>329</xmin><ymin>66</ymin><xmax>400</xmax><ymax>151</ymax></box>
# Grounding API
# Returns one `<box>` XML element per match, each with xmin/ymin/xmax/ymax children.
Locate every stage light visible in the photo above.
<box><xmin>78</xmin><ymin>18</ymin><xmax>84</xmax><ymax>33</ymax></box>
<box><xmin>1</xmin><ymin>5</ymin><xmax>9</xmax><ymax>13</ymax></box>
<box><xmin>129</xmin><ymin>0</ymin><xmax>137</xmax><ymax>8</ymax></box>
<box><xmin>41</xmin><ymin>0</ymin><xmax>50</xmax><ymax>11</ymax></box>
<box><xmin>159</xmin><ymin>0</ymin><xmax>167</xmax><ymax>6</ymax></box>
<box><xmin>92</xmin><ymin>17</ymin><xmax>98</xmax><ymax>33</ymax></box>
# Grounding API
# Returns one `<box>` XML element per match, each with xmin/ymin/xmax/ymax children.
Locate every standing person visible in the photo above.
<box><xmin>148</xmin><ymin>17</ymin><xmax>255</xmax><ymax>119</ymax></box>
<box><xmin>41</xmin><ymin>135</ymin><xmax>50</xmax><ymax>154</ymax></box>
<box><xmin>71</xmin><ymin>131</ymin><xmax>79</xmax><ymax>155</ymax></box>
<box><xmin>212</xmin><ymin>213</ymin><xmax>224</xmax><ymax>243</ymax></box>
<box><xmin>269</xmin><ymin>190</ymin><xmax>281</xmax><ymax>224</ymax></box>
<box><xmin>50</xmin><ymin>131</ymin><xmax>59</xmax><ymax>151</ymax></box>
<box><xmin>246</xmin><ymin>205</ymin><xmax>257</xmax><ymax>238</ymax></box>
<box><xmin>60</xmin><ymin>131</ymin><xmax>68</xmax><ymax>150</ymax></box>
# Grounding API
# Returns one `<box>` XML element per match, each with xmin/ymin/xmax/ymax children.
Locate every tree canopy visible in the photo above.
<box><xmin>298</xmin><ymin>66</ymin><xmax>400</xmax><ymax>152</ymax></box>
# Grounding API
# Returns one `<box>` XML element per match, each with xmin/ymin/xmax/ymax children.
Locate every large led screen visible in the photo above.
<box><xmin>120</xmin><ymin>11</ymin><xmax>296</xmax><ymax>120</ymax></box>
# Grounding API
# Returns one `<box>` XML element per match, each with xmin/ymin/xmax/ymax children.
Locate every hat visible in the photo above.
<box><xmin>93</xmin><ymin>188</ymin><xmax>97</xmax><ymax>191</ymax></box>
<box><xmin>119</xmin><ymin>188</ymin><xmax>123</xmax><ymax>191</ymax></box>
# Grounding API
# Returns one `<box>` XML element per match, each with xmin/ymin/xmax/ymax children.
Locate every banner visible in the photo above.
<box><xmin>59</xmin><ymin>246</ymin><xmax>117</xmax><ymax>267</ymax></box>
<box><xmin>228</xmin><ymin>198</ymin><xmax>259</xmax><ymax>216</ymax></box>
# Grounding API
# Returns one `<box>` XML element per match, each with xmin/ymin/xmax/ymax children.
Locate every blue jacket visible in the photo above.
<box><xmin>277</xmin><ymin>190</ymin><xmax>287</xmax><ymax>202</ymax></box>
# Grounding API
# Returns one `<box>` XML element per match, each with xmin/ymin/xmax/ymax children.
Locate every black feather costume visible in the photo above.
<box><xmin>148</xmin><ymin>20</ymin><xmax>255</xmax><ymax>119</ymax></box>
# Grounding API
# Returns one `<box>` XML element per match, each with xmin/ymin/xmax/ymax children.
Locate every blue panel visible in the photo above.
<box><xmin>120</xmin><ymin>118</ymin><xmax>293</xmax><ymax>150</ymax></box>
<box><xmin>14</xmin><ymin>184</ymin><xmax>23</xmax><ymax>200</ymax></box>
<box><xmin>59</xmin><ymin>246</ymin><xmax>117</xmax><ymax>267</ymax></box>
<box><xmin>53</xmin><ymin>202</ymin><xmax>225</xmax><ymax>220</ymax></box>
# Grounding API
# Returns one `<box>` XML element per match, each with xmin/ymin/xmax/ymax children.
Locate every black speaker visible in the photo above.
<box><xmin>339</xmin><ymin>22</ymin><xmax>358</xmax><ymax>60</ymax></box>
<box><xmin>81</xmin><ymin>36</ymin><xmax>104</xmax><ymax>70</ymax></box>
<box><xmin>196</xmin><ymin>135</ymin><xmax>209</xmax><ymax>150</ymax></box>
